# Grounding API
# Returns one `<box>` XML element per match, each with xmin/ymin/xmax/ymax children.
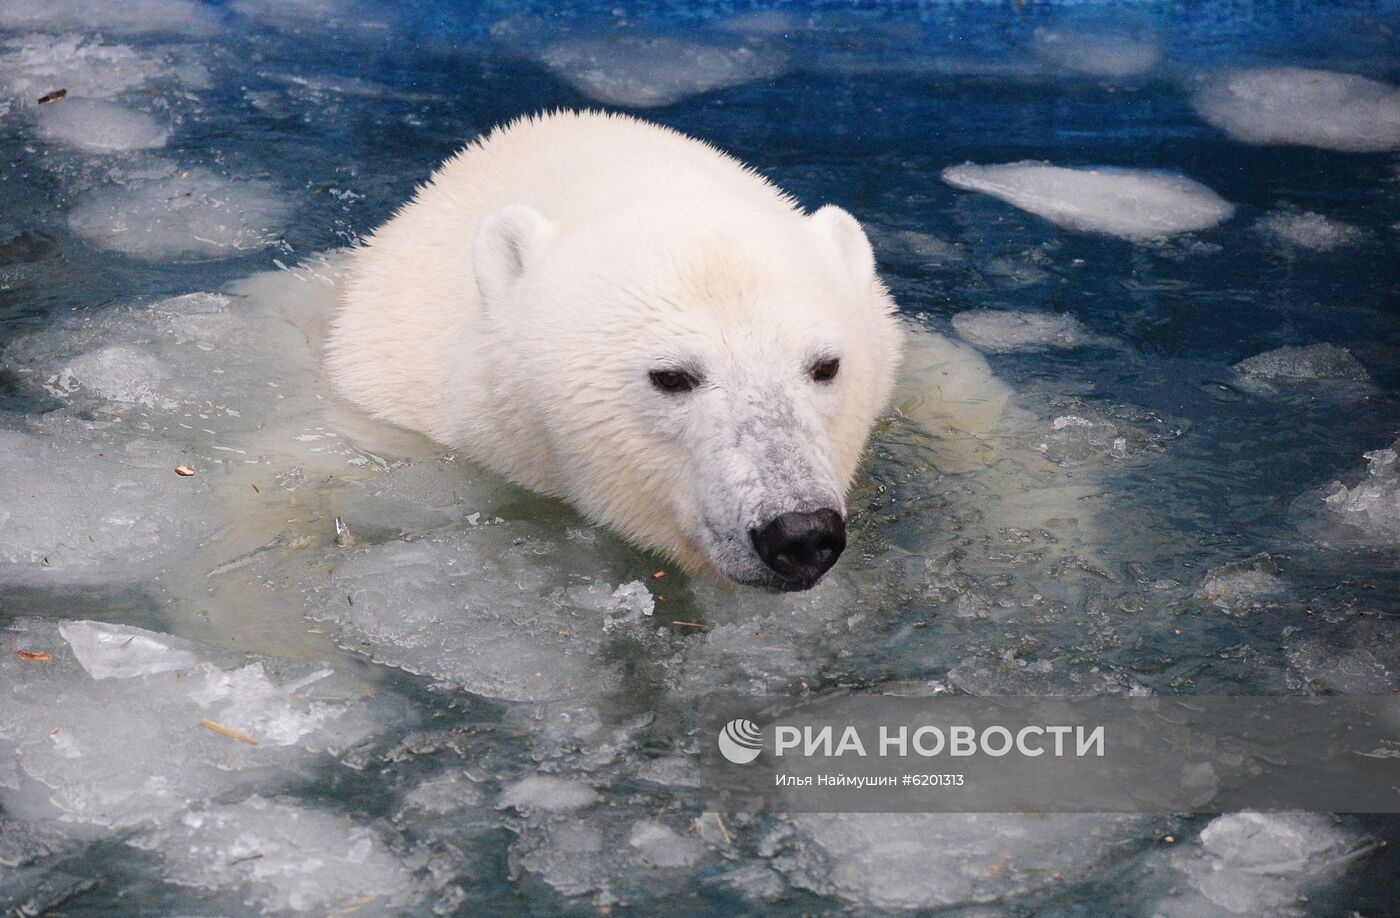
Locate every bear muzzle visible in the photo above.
<box><xmin>749</xmin><ymin>508</ymin><xmax>846</xmax><ymax>591</ymax></box>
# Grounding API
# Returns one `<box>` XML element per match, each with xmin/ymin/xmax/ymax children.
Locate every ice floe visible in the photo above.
<box><xmin>1256</xmin><ymin>209</ymin><xmax>1367</xmax><ymax>251</ymax></box>
<box><xmin>951</xmin><ymin>309</ymin><xmax>1097</xmax><ymax>352</ymax></box>
<box><xmin>36</xmin><ymin>98</ymin><xmax>169</xmax><ymax>151</ymax></box>
<box><xmin>0</xmin><ymin>34</ymin><xmax>208</xmax><ymax>102</ymax></box>
<box><xmin>508</xmin><ymin>811</ymin><xmax>712</xmax><ymax>906</ymax></box>
<box><xmin>1032</xmin><ymin>398</ymin><xmax>1183</xmax><ymax>467</ymax></box>
<box><xmin>498</xmin><ymin>776</ymin><xmax>599</xmax><ymax>813</ymax></box>
<box><xmin>1193</xmin><ymin>68</ymin><xmax>1400</xmax><ymax>152</ymax></box>
<box><xmin>535</xmin><ymin>36</ymin><xmax>785</xmax><ymax>108</ymax></box>
<box><xmin>1155</xmin><ymin>813</ymin><xmax>1371</xmax><ymax>916</ymax></box>
<box><xmin>231</xmin><ymin>0</ymin><xmax>391</xmax><ymax>32</ymax></box>
<box><xmin>134</xmin><ymin>796</ymin><xmax>419</xmax><ymax>912</ymax></box>
<box><xmin>3</xmin><ymin>290</ymin><xmax>317</xmax><ymax>440</ymax></box>
<box><xmin>0</xmin><ymin>619</ymin><xmax>390</xmax><ymax>829</ymax></box>
<box><xmin>66</xmin><ymin>169</ymin><xmax>289</xmax><ymax>261</ymax></box>
<box><xmin>0</xmin><ymin>0</ymin><xmax>219</xmax><ymax>37</ymax></box>
<box><xmin>310</xmin><ymin>529</ymin><xmax>651</xmax><ymax>703</ymax></box>
<box><xmin>942</xmin><ymin>162</ymin><xmax>1234</xmax><ymax>240</ymax></box>
<box><xmin>1032</xmin><ymin>27</ymin><xmax>1161</xmax><ymax>78</ymax></box>
<box><xmin>1195</xmin><ymin>553</ymin><xmax>1285</xmax><ymax>616</ymax></box>
<box><xmin>1232</xmin><ymin>343</ymin><xmax>1371</xmax><ymax>388</ymax></box>
<box><xmin>1285</xmin><ymin>621</ymin><xmax>1397</xmax><ymax>694</ymax></box>
<box><xmin>774</xmin><ymin>813</ymin><xmax>1152</xmax><ymax>910</ymax></box>
<box><xmin>627</xmin><ymin>821</ymin><xmax>704</xmax><ymax>868</ymax></box>
<box><xmin>1319</xmin><ymin>438</ymin><xmax>1400</xmax><ymax>543</ymax></box>
<box><xmin>865</xmin><ymin>225</ymin><xmax>963</xmax><ymax>266</ymax></box>
<box><xmin>0</xmin><ymin>422</ymin><xmax>216</xmax><ymax>585</ymax></box>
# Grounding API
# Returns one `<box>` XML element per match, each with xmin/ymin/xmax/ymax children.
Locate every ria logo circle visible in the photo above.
<box><xmin>718</xmin><ymin>718</ymin><xmax>763</xmax><ymax>764</ymax></box>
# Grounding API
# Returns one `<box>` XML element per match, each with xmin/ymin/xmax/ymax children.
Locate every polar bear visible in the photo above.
<box><xmin>327</xmin><ymin>111</ymin><xmax>1011</xmax><ymax>591</ymax></box>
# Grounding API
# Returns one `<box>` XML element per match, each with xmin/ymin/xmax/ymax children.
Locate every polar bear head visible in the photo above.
<box><xmin>472</xmin><ymin>200</ymin><xmax>902</xmax><ymax>591</ymax></box>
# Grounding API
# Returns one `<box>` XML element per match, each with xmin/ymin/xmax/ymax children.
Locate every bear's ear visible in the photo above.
<box><xmin>809</xmin><ymin>205</ymin><xmax>876</xmax><ymax>291</ymax></box>
<box><xmin>473</xmin><ymin>204</ymin><xmax>557</xmax><ymax>306</ymax></box>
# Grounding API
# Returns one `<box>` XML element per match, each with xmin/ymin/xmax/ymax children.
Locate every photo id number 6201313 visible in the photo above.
<box><xmin>903</xmin><ymin>774</ymin><xmax>965</xmax><ymax>787</ymax></box>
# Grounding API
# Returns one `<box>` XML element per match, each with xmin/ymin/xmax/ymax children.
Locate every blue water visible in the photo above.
<box><xmin>2</xmin><ymin>1</ymin><xmax>1399</xmax><ymax>914</ymax></box>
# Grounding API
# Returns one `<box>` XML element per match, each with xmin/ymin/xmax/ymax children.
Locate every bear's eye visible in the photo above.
<box><xmin>811</xmin><ymin>357</ymin><xmax>840</xmax><ymax>383</ymax></box>
<box><xmin>649</xmin><ymin>369</ymin><xmax>697</xmax><ymax>393</ymax></box>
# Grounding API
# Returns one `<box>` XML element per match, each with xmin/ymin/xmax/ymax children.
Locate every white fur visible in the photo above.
<box><xmin>329</xmin><ymin>111</ymin><xmax>949</xmax><ymax>585</ymax></box>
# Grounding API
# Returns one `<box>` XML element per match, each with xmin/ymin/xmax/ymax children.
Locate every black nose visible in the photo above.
<box><xmin>750</xmin><ymin>509</ymin><xmax>846</xmax><ymax>590</ymax></box>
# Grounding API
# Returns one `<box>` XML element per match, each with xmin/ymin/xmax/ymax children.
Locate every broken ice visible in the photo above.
<box><xmin>1193</xmin><ymin>68</ymin><xmax>1400</xmax><ymax>152</ymax></box>
<box><xmin>1195</xmin><ymin>554</ymin><xmax>1285</xmax><ymax>616</ymax></box>
<box><xmin>1257</xmin><ymin>210</ymin><xmax>1367</xmax><ymax>251</ymax></box>
<box><xmin>311</xmin><ymin>527</ymin><xmax>653</xmax><ymax>703</ymax></box>
<box><xmin>1033</xmin><ymin>400</ymin><xmax>1181</xmax><ymax>467</ymax></box>
<box><xmin>1032</xmin><ymin>27</ymin><xmax>1160</xmax><ymax>78</ymax></box>
<box><xmin>67</xmin><ymin>169</ymin><xmax>289</xmax><ymax>260</ymax></box>
<box><xmin>0</xmin><ymin>619</ymin><xmax>390</xmax><ymax>829</ymax></box>
<box><xmin>534</xmin><ymin>35</ymin><xmax>785</xmax><ymax>108</ymax></box>
<box><xmin>774</xmin><ymin>813</ymin><xmax>1152</xmax><ymax>910</ymax></box>
<box><xmin>1155</xmin><ymin>813</ymin><xmax>1371</xmax><ymax>916</ymax></box>
<box><xmin>1320</xmin><ymin>439</ymin><xmax>1400</xmax><ymax>543</ymax></box>
<box><xmin>0</xmin><ymin>34</ymin><xmax>208</xmax><ymax>101</ymax></box>
<box><xmin>135</xmin><ymin>796</ymin><xmax>418</xmax><ymax>913</ymax></box>
<box><xmin>498</xmin><ymin>776</ymin><xmax>600</xmax><ymax>813</ymax></box>
<box><xmin>1232</xmin><ymin>343</ymin><xmax>1371</xmax><ymax>388</ymax></box>
<box><xmin>36</xmin><ymin>98</ymin><xmax>169</xmax><ymax>151</ymax></box>
<box><xmin>951</xmin><ymin>309</ymin><xmax>1097</xmax><ymax>353</ymax></box>
<box><xmin>0</xmin><ymin>423</ymin><xmax>217</xmax><ymax>585</ymax></box>
<box><xmin>0</xmin><ymin>0</ymin><xmax>219</xmax><ymax>36</ymax></box>
<box><xmin>942</xmin><ymin>162</ymin><xmax>1234</xmax><ymax>240</ymax></box>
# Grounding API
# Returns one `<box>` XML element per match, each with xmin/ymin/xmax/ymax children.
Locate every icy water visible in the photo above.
<box><xmin>2</xmin><ymin>1</ymin><xmax>1400</xmax><ymax>915</ymax></box>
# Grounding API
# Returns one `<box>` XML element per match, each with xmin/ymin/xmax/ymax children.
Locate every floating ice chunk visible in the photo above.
<box><xmin>1232</xmin><ymin>343</ymin><xmax>1370</xmax><ymax>386</ymax></box>
<box><xmin>713</xmin><ymin>863</ymin><xmax>787</xmax><ymax>901</ymax></box>
<box><xmin>67</xmin><ymin>169</ymin><xmax>288</xmax><ymax>261</ymax></box>
<box><xmin>510</xmin><ymin>820</ymin><xmax>608</xmax><ymax>899</ymax></box>
<box><xmin>1160</xmin><ymin>813</ymin><xmax>1367</xmax><ymax>915</ymax></box>
<box><xmin>338</xmin><ymin>458</ymin><xmax>504</xmax><ymax>534</ymax></box>
<box><xmin>311</xmin><ymin>528</ymin><xmax>643</xmax><ymax>702</ymax></box>
<box><xmin>53</xmin><ymin>345</ymin><xmax>175</xmax><ymax>409</ymax></box>
<box><xmin>499</xmin><ymin>776</ymin><xmax>599</xmax><ymax>813</ymax></box>
<box><xmin>776</xmin><ymin>813</ymin><xmax>1148</xmax><ymax>910</ymax></box>
<box><xmin>1034</xmin><ymin>400</ymin><xmax>1181</xmax><ymax>467</ymax></box>
<box><xmin>0</xmin><ymin>423</ymin><xmax>217</xmax><ymax>585</ymax></box>
<box><xmin>1195</xmin><ymin>554</ymin><xmax>1284</xmax><ymax>616</ymax></box>
<box><xmin>943</xmin><ymin>162</ymin><xmax>1233</xmax><ymax>240</ymax></box>
<box><xmin>3</xmin><ymin>290</ymin><xmax>324</xmax><ymax>445</ymax></box>
<box><xmin>537</xmin><ymin>36</ymin><xmax>785</xmax><ymax>108</ymax></box>
<box><xmin>568</xmin><ymin>580</ymin><xmax>655</xmax><ymax>631</ymax></box>
<box><xmin>0</xmin><ymin>619</ymin><xmax>388</xmax><ymax>830</ymax></box>
<box><xmin>673</xmin><ymin>566</ymin><xmax>880</xmax><ymax>694</ymax></box>
<box><xmin>397</xmin><ymin>771</ymin><xmax>484</xmax><ymax>819</ymax></box>
<box><xmin>137</xmin><ymin>797</ymin><xmax>417</xmax><ymax>913</ymax></box>
<box><xmin>61</xmin><ymin>620</ymin><xmax>199</xmax><ymax>680</ymax></box>
<box><xmin>1032</xmin><ymin>27</ymin><xmax>1160</xmax><ymax>78</ymax></box>
<box><xmin>231</xmin><ymin>0</ymin><xmax>389</xmax><ymax>32</ymax></box>
<box><xmin>716</xmin><ymin>11</ymin><xmax>808</xmax><ymax>38</ymax></box>
<box><xmin>1321</xmin><ymin>439</ymin><xmax>1400</xmax><ymax>543</ymax></box>
<box><xmin>627</xmin><ymin>821</ymin><xmax>704</xmax><ymax>868</ymax></box>
<box><xmin>0</xmin><ymin>35</ymin><xmax>207</xmax><ymax>102</ymax></box>
<box><xmin>36</xmin><ymin>99</ymin><xmax>168</xmax><ymax>151</ymax></box>
<box><xmin>865</xmin><ymin>225</ymin><xmax>963</xmax><ymax>265</ymax></box>
<box><xmin>1193</xmin><ymin>68</ymin><xmax>1400</xmax><ymax>152</ymax></box>
<box><xmin>1287</xmin><ymin>640</ymin><xmax>1393</xmax><ymax>694</ymax></box>
<box><xmin>1256</xmin><ymin>210</ymin><xmax>1367</xmax><ymax>251</ymax></box>
<box><xmin>951</xmin><ymin>309</ymin><xmax>1093</xmax><ymax>352</ymax></box>
<box><xmin>509</xmin><ymin>811</ymin><xmax>711</xmax><ymax>905</ymax></box>
<box><xmin>0</xmin><ymin>0</ymin><xmax>219</xmax><ymax>36</ymax></box>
